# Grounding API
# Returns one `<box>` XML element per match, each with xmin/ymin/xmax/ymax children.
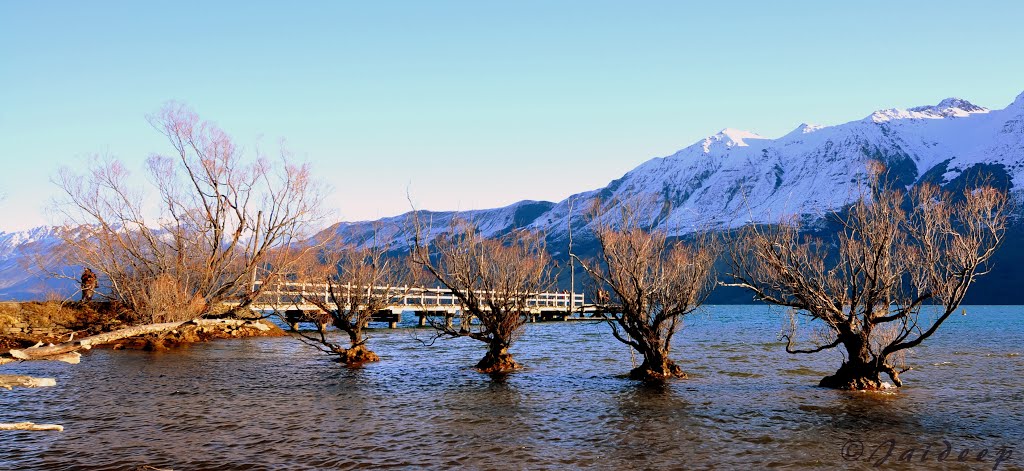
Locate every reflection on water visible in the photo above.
<box><xmin>1</xmin><ymin>305</ymin><xmax>1022</xmax><ymax>470</ymax></box>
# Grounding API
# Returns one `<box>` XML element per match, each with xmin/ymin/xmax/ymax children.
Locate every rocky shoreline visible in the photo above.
<box><xmin>101</xmin><ymin>318</ymin><xmax>286</xmax><ymax>352</ymax></box>
<box><xmin>0</xmin><ymin>301</ymin><xmax>285</xmax><ymax>355</ymax></box>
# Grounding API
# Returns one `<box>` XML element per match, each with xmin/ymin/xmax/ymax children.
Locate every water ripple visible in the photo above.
<box><xmin>1</xmin><ymin>305</ymin><xmax>1022</xmax><ymax>469</ymax></box>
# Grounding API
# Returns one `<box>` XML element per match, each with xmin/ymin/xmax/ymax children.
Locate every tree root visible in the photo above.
<box><xmin>628</xmin><ymin>360</ymin><xmax>687</xmax><ymax>382</ymax></box>
<box><xmin>475</xmin><ymin>351</ymin><xmax>521</xmax><ymax>374</ymax></box>
<box><xmin>335</xmin><ymin>345</ymin><xmax>380</xmax><ymax>364</ymax></box>
<box><xmin>819</xmin><ymin>361</ymin><xmax>897</xmax><ymax>390</ymax></box>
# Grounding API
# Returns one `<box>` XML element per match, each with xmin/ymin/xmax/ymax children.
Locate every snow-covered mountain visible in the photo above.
<box><xmin>540</xmin><ymin>93</ymin><xmax>1022</xmax><ymax>238</ymax></box>
<box><xmin>324</xmin><ymin>91</ymin><xmax>1024</xmax><ymax>249</ymax></box>
<box><xmin>3</xmin><ymin>90</ymin><xmax>1024</xmax><ymax>300</ymax></box>
<box><xmin>0</xmin><ymin>226</ymin><xmax>77</xmax><ymax>300</ymax></box>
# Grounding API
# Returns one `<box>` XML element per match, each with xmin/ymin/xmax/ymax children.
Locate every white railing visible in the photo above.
<box><xmin>251</xmin><ymin>281</ymin><xmax>584</xmax><ymax>311</ymax></box>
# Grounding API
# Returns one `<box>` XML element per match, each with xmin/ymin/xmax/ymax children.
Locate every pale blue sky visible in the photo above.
<box><xmin>1</xmin><ymin>1</ymin><xmax>1022</xmax><ymax>231</ymax></box>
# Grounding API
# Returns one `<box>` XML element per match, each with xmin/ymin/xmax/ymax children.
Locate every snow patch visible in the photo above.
<box><xmin>910</xmin><ymin>97</ymin><xmax>988</xmax><ymax>114</ymax></box>
<box><xmin>796</xmin><ymin>123</ymin><xmax>825</xmax><ymax>134</ymax></box>
<box><xmin>782</xmin><ymin>123</ymin><xmax>827</xmax><ymax>140</ymax></box>
<box><xmin>871</xmin><ymin>97</ymin><xmax>989</xmax><ymax>122</ymax></box>
<box><xmin>701</xmin><ymin>128</ymin><xmax>766</xmax><ymax>153</ymax></box>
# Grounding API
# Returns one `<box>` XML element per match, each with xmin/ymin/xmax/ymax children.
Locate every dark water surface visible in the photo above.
<box><xmin>2</xmin><ymin>305</ymin><xmax>1022</xmax><ymax>470</ymax></box>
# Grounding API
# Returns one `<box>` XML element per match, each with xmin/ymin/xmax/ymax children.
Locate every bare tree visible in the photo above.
<box><xmin>281</xmin><ymin>234</ymin><xmax>409</xmax><ymax>364</ymax></box>
<box><xmin>575</xmin><ymin>202</ymin><xmax>718</xmax><ymax>381</ymax></box>
<box><xmin>727</xmin><ymin>172</ymin><xmax>1008</xmax><ymax>390</ymax></box>
<box><xmin>411</xmin><ymin>218</ymin><xmax>552</xmax><ymax>373</ymax></box>
<box><xmin>53</xmin><ymin>103</ymin><xmax>325</xmax><ymax>323</ymax></box>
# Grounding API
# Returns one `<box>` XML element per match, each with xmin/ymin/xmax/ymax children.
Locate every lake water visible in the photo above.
<box><xmin>1</xmin><ymin>305</ymin><xmax>1022</xmax><ymax>470</ymax></box>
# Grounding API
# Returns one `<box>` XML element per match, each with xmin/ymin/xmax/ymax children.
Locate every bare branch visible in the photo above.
<box><xmin>52</xmin><ymin>103</ymin><xmax>326</xmax><ymax>323</ymax></box>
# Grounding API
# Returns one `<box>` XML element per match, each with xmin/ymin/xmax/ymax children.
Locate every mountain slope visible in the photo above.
<box><xmin>3</xmin><ymin>91</ymin><xmax>1024</xmax><ymax>301</ymax></box>
<box><xmin>320</xmin><ymin>200</ymin><xmax>557</xmax><ymax>251</ymax></box>
<box><xmin>535</xmin><ymin>92</ymin><xmax>1024</xmax><ymax>242</ymax></box>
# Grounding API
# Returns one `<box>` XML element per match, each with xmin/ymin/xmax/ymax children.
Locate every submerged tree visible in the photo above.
<box><xmin>728</xmin><ymin>174</ymin><xmax>1007</xmax><ymax>390</ymax></box>
<box><xmin>576</xmin><ymin>203</ymin><xmax>718</xmax><ymax>381</ymax></box>
<box><xmin>411</xmin><ymin>219</ymin><xmax>552</xmax><ymax>373</ymax></box>
<box><xmin>285</xmin><ymin>236</ymin><xmax>408</xmax><ymax>364</ymax></box>
<box><xmin>54</xmin><ymin>103</ymin><xmax>324</xmax><ymax>322</ymax></box>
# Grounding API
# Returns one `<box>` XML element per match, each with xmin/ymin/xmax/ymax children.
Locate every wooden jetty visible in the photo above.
<box><xmin>248</xmin><ymin>281</ymin><xmax>601</xmax><ymax>329</ymax></box>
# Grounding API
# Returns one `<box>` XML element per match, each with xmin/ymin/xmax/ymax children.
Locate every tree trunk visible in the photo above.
<box><xmin>818</xmin><ymin>334</ymin><xmax>889</xmax><ymax>390</ymax></box>
<box><xmin>475</xmin><ymin>341</ymin><xmax>520</xmax><ymax>374</ymax></box>
<box><xmin>348</xmin><ymin>326</ymin><xmax>365</xmax><ymax>350</ymax></box>
<box><xmin>629</xmin><ymin>347</ymin><xmax>685</xmax><ymax>381</ymax></box>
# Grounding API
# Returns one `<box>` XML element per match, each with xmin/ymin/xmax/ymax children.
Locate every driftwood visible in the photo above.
<box><xmin>0</xmin><ymin>352</ymin><xmax>80</xmax><ymax>367</ymax></box>
<box><xmin>0</xmin><ymin>374</ymin><xmax>57</xmax><ymax>390</ymax></box>
<box><xmin>0</xmin><ymin>422</ymin><xmax>64</xmax><ymax>432</ymax></box>
<box><xmin>1</xmin><ymin>318</ymin><xmax>271</xmax><ymax>363</ymax></box>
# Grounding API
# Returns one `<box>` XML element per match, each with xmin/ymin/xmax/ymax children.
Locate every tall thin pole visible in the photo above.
<box><xmin>567</xmin><ymin>197</ymin><xmax>575</xmax><ymax>314</ymax></box>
